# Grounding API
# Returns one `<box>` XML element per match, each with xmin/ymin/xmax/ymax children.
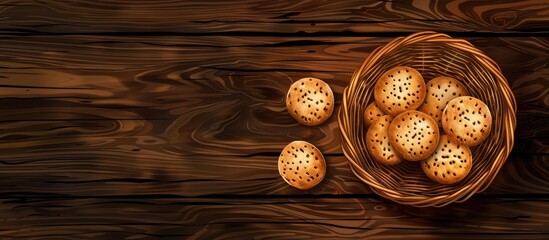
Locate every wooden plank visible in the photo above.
<box><xmin>1</xmin><ymin>0</ymin><xmax>547</xmax><ymax>35</ymax></box>
<box><xmin>0</xmin><ymin>36</ymin><xmax>546</xmax><ymax>156</ymax></box>
<box><xmin>0</xmin><ymin>36</ymin><xmax>547</xmax><ymax>197</ymax></box>
<box><xmin>0</xmin><ymin>154</ymin><xmax>546</xmax><ymax>197</ymax></box>
<box><xmin>0</xmin><ymin>197</ymin><xmax>548</xmax><ymax>239</ymax></box>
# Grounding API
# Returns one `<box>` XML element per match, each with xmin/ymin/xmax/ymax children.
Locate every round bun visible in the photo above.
<box><xmin>418</xmin><ymin>76</ymin><xmax>469</xmax><ymax>126</ymax></box>
<box><xmin>286</xmin><ymin>77</ymin><xmax>334</xmax><ymax>126</ymax></box>
<box><xmin>364</xmin><ymin>102</ymin><xmax>386</xmax><ymax>127</ymax></box>
<box><xmin>442</xmin><ymin>96</ymin><xmax>492</xmax><ymax>146</ymax></box>
<box><xmin>366</xmin><ymin>115</ymin><xmax>403</xmax><ymax>165</ymax></box>
<box><xmin>421</xmin><ymin>135</ymin><xmax>472</xmax><ymax>184</ymax></box>
<box><xmin>374</xmin><ymin>66</ymin><xmax>426</xmax><ymax>116</ymax></box>
<box><xmin>278</xmin><ymin>141</ymin><xmax>326</xmax><ymax>190</ymax></box>
<box><xmin>388</xmin><ymin>110</ymin><xmax>439</xmax><ymax>161</ymax></box>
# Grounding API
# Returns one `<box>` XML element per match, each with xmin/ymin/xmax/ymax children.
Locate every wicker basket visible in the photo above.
<box><xmin>338</xmin><ymin>31</ymin><xmax>517</xmax><ymax>207</ymax></box>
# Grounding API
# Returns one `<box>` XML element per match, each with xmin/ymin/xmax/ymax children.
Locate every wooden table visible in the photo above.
<box><xmin>1</xmin><ymin>1</ymin><xmax>548</xmax><ymax>239</ymax></box>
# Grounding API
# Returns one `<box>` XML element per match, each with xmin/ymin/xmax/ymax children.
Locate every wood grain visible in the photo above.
<box><xmin>0</xmin><ymin>35</ymin><xmax>547</xmax><ymax>199</ymax></box>
<box><xmin>1</xmin><ymin>197</ymin><xmax>548</xmax><ymax>239</ymax></box>
<box><xmin>0</xmin><ymin>35</ymin><xmax>546</xmax><ymax>155</ymax></box>
<box><xmin>2</xmin><ymin>154</ymin><xmax>547</xmax><ymax>197</ymax></box>
<box><xmin>0</xmin><ymin>1</ymin><xmax>548</xmax><ymax>239</ymax></box>
<box><xmin>1</xmin><ymin>0</ymin><xmax>547</xmax><ymax>34</ymax></box>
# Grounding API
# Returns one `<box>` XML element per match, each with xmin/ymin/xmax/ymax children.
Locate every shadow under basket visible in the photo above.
<box><xmin>338</xmin><ymin>31</ymin><xmax>517</xmax><ymax>207</ymax></box>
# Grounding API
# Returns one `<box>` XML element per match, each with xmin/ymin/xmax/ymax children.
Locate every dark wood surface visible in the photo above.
<box><xmin>0</xmin><ymin>1</ymin><xmax>548</xmax><ymax>239</ymax></box>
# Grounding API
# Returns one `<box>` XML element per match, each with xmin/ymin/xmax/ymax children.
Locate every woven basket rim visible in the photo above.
<box><xmin>338</xmin><ymin>31</ymin><xmax>517</xmax><ymax>207</ymax></box>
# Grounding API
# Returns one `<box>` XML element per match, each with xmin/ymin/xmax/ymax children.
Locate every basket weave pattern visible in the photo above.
<box><xmin>338</xmin><ymin>32</ymin><xmax>517</xmax><ymax>207</ymax></box>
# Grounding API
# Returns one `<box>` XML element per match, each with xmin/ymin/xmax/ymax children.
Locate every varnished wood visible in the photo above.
<box><xmin>0</xmin><ymin>36</ymin><xmax>546</xmax><ymax>155</ymax></box>
<box><xmin>0</xmin><ymin>36</ymin><xmax>546</xmax><ymax>198</ymax></box>
<box><xmin>1</xmin><ymin>197</ymin><xmax>548</xmax><ymax>239</ymax></box>
<box><xmin>0</xmin><ymin>0</ymin><xmax>548</xmax><ymax>239</ymax></box>
<box><xmin>1</xmin><ymin>0</ymin><xmax>547</xmax><ymax>34</ymax></box>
